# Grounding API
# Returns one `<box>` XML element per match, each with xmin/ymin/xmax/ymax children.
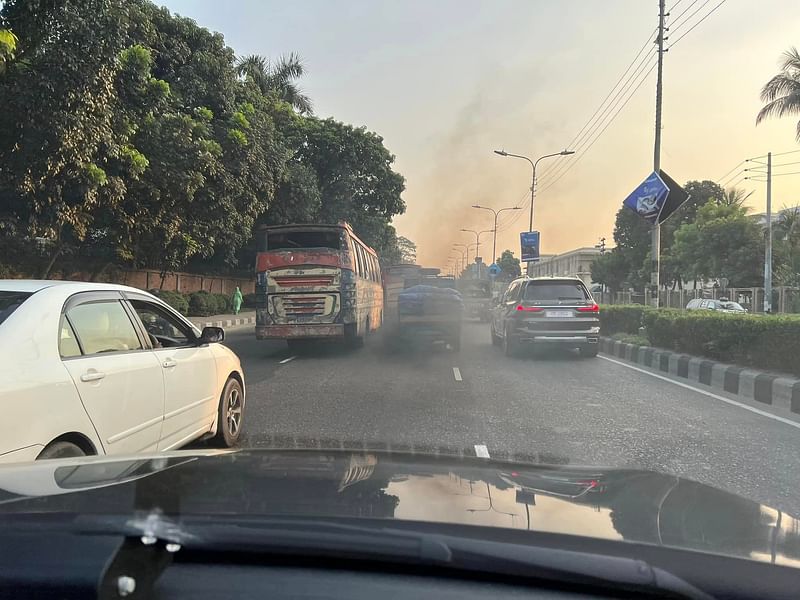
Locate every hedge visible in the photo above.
<box><xmin>642</xmin><ymin>309</ymin><xmax>800</xmax><ymax>376</ymax></box>
<box><xmin>156</xmin><ymin>290</ymin><xmax>190</xmax><ymax>316</ymax></box>
<box><xmin>599</xmin><ymin>305</ymin><xmax>651</xmax><ymax>335</ymax></box>
<box><xmin>188</xmin><ymin>291</ymin><xmax>231</xmax><ymax>317</ymax></box>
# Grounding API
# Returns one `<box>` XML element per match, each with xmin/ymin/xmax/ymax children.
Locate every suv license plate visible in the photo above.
<box><xmin>546</xmin><ymin>310</ymin><xmax>573</xmax><ymax>318</ymax></box>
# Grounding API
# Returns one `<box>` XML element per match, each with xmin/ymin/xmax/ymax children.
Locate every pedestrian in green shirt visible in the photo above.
<box><xmin>232</xmin><ymin>286</ymin><xmax>243</xmax><ymax>315</ymax></box>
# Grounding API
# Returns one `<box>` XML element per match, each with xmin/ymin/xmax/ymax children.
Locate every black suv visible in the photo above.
<box><xmin>490</xmin><ymin>276</ymin><xmax>600</xmax><ymax>357</ymax></box>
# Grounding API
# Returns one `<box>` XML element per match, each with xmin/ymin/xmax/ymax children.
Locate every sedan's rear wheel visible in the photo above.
<box><xmin>37</xmin><ymin>441</ymin><xmax>85</xmax><ymax>460</ymax></box>
<box><xmin>213</xmin><ymin>377</ymin><xmax>245</xmax><ymax>447</ymax></box>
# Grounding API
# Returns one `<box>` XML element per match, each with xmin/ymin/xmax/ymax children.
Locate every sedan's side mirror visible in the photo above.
<box><xmin>199</xmin><ymin>326</ymin><xmax>224</xmax><ymax>344</ymax></box>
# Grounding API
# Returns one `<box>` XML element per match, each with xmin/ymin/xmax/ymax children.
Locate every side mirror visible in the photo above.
<box><xmin>199</xmin><ymin>326</ymin><xmax>224</xmax><ymax>344</ymax></box>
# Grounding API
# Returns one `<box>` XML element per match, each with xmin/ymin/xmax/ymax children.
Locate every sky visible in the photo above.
<box><xmin>163</xmin><ymin>0</ymin><xmax>800</xmax><ymax>269</ymax></box>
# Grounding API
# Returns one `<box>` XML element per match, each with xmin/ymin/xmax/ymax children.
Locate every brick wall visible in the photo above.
<box><xmin>53</xmin><ymin>269</ymin><xmax>254</xmax><ymax>295</ymax></box>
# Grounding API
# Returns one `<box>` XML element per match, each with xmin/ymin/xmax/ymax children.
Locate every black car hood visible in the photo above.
<box><xmin>0</xmin><ymin>448</ymin><xmax>797</xmax><ymax>568</ymax></box>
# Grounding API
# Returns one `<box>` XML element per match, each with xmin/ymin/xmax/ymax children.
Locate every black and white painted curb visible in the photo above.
<box><xmin>191</xmin><ymin>314</ymin><xmax>255</xmax><ymax>330</ymax></box>
<box><xmin>600</xmin><ymin>337</ymin><xmax>800</xmax><ymax>416</ymax></box>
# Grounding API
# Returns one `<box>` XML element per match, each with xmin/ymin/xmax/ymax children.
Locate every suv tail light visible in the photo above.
<box><xmin>576</xmin><ymin>303</ymin><xmax>600</xmax><ymax>313</ymax></box>
<box><xmin>516</xmin><ymin>305</ymin><xmax>544</xmax><ymax>312</ymax></box>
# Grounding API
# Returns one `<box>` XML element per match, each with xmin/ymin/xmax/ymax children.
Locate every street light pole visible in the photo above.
<box><xmin>765</xmin><ymin>151</ymin><xmax>773</xmax><ymax>313</ymax></box>
<box><xmin>493</xmin><ymin>149</ymin><xmax>574</xmax><ymax>273</ymax></box>
<box><xmin>460</xmin><ymin>230</ymin><xmax>492</xmax><ymax>278</ymax></box>
<box><xmin>472</xmin><ymin>204</ymin><xmax>521</xmax><ymax>265</ymax></box>
<box><xmin>651</xmin><ymin>0</ymin><xmax>666</xmax><ymax>308</ymax></box>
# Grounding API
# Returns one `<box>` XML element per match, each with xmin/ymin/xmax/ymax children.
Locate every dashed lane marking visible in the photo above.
<box><xmin>474</xmin><ymin>444</ymin><xmax>490</xmax><ymax>458</ymax></box>
<box><xmin>453</xmin><ymin>367</ymin><xmax>463</xmax><ymax>382</ymax></box>
<box><xmin>599</xmin><ymin>355</ymin><xmax>800</xmax><ymax>430</ymax></box>
<box><xmin>279</xmin><ymin>355</ymin><xmax>298</xmax><ymax>364</ymax></box>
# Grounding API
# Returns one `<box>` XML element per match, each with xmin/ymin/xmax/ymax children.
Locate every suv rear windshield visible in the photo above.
<box><xmin>523</xmin><ymin>281</ymin><xmax>589</xmax><ymax>303</ymax></box>
<box><xmin>264</xmin><ymin>230</ymin><xmax>341</xmax><ymax>251</ymax></box>
<box><xmin>0</xmin><ymin>291</ymin><xmax>32</xmax><ymax>325</ymax></box>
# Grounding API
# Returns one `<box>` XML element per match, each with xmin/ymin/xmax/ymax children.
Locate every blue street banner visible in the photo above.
<box><xmin>520</xmin><ymin>231</ymin><xmax>540</xmax><ymax>262</ymax></box>
<box><xmin>622</xmin><ymin>171</ymin><xmax>669</xmax><ymax>224</ymax></box>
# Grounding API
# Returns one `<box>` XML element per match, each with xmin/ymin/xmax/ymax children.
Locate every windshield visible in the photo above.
<box><xmin>2</xmin><ymin>0</ymin><xmax>800</xmax><ymax>578</ymax></box>
<box><xmin>523</xmin><ymin>282</ymin><xmax>589</xmax><ymax>303</ymax></box>
<box><xmin>0</xmin><ymin>292</ymin><xmax>32</xmax><ymax>325</ymax></box>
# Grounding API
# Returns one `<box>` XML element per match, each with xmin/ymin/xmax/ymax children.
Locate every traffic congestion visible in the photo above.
<box><xmin>2</xmin><ymin>1</ymin><xmax>800</xmax><ymax>598</ymax></box>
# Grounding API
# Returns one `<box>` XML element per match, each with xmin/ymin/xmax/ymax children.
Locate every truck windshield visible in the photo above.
<box><xmin>266</xmin><ymin>231</ymin><xmax>341</xmax><ymax>251</ymax></box>
<box><xmin>524</xmin><ymin>282</ymin><xmax>588</xmax><ymax>303</ymax></box>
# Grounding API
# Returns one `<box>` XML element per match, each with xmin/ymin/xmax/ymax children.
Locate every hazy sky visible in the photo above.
<box><xmin>164</xmin><ymin>0</ymin><xmax>800</xmax><ymax>268</ymax></box>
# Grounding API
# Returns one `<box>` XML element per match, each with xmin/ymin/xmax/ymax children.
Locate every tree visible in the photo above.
<box><xmin>671</xmin><ymin>201</ymin><xmax>764</xmax><ymax>287</ymax></box>
<box><xmin>757</xmin><ymin>47</ymin><xmax>800</xmax><ymax>140</ymax></box>
<box><xmin>774</xmin><ymin>205</ymin><xmax>800</xmax><ymax>286</ymax></box>
<box><xmin>0</xmin><ymin>28</ymin><xmax>17</xmax><ymax>74</ymax></box>
<box><xmin>611</xmin><ymin>206</ymin><xmax>650</xmax><ymax>289</ymax></box>
<box><xmin>496</xmin><ymin>249</ymin><xmax>521</xmax><ymax>280</ymax></box>
<box><xmin>293</xmin><ymin>117</ymin><xmax>406</xmax><ymax>255</ymax></box>
<box><xmin>397</xmin><ymin>236</ymin><xmax>416</xmax><ymax>263</ymax></box>
<box><xmin>236</xmin><ymin>53</ymin><xmax>313</xmax><ymax>115</ymax></box>
<box><xmin>590</xmin><ymin>250</ymin><xmax>628</xmax><ymax>293</ymax></box>
<box><xmin>719</xmin><ymin>187</ymin><xmax>753</xmax><ymax>207</ymax></box>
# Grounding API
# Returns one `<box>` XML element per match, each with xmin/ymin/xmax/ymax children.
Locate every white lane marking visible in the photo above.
<box><xmin>279</xmin><ymin>355</ymin><xmax>298</xmax><ymax>364</ymax></box>
<box><xmin>453</xmin><ymin>367</ymin><xmax>463</xmax><ymax>382</ymax></box>
<box><xmin>599</xmin><ymin>355</ymin><xmax>800</xmax><ymax>430</ymax></box>
<box><xmin>474</xmin><ymin>444</ymin><xmax>490</xmax><ymax>458</ymax></box>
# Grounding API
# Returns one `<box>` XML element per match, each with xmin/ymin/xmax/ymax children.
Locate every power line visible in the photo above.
<box><xmin>537</xmin><ymin>28</ymin><xmax>658</xmax><ymax>182</ymax></box>
<box><xmin>669</xmin><ymin>0</ymin><xmax>711</xmax><ymax>32</ymax></box>
<box><xmin>668</xmin><ymin>0</ymin><xmax>727</xmax><ymax>48</ymax></box>
<box><xmin>538</xmin><ymin>51</ymin><xmax>658</xmax><ymax>187</ymax></box>
<box><xmin>538</xmin><ymin>60</ymin><xmax>659</xmax><ymax>194</ymax></box>
<box><xmin>749</xmin><ymin>149</ymin><xmax>800</xmax><ymax>160</ymax></box>
<box><xmin>716</xmin><ymin>160</ymin><xmax>745</xmax><ymax>183</ymax></box>
<box><xmin>667</xmin><ymin>0</ymin><xmax>700</xmax><ymax>27</ymax></box>
<box><xmin>667</xmin><ymin>0</ymin><xmax>686</xmax><ymax>13</ymax></box>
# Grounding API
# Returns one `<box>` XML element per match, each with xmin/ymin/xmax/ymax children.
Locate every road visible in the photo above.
<box><xmin>221</xmin><ymin>321</ymin><xmax>800</xmax><ymax>517</ymax></box>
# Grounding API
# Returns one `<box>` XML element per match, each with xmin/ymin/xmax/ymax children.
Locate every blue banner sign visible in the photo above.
<box><xmin>520</xmin><ymin>231</ymin><xmax>540</xmax><ymax>262</ymax></box>
<box><xmin>623</xmin><ymin>171</ymin><xmax>669</xmax><ymax>224</ymax></box>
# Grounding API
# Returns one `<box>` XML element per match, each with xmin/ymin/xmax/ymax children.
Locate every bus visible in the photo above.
<box><xmin>254</xmin><ymin>223</ymin><xmax>384</xmax><ymax>347</ymax></box>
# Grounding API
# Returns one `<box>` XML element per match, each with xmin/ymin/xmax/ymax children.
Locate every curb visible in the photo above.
<box><xmin>191</xmin><ymin>315</ymin><xmax>256</xmax><ymax>329</ymax></box>
<box><xmin>600</xmin><ymin>337</ymin><xmax>800</xmax><ymax>417</ymax></box>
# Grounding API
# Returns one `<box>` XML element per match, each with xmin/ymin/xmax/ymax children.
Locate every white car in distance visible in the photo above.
<box><xmin>0</xmin><ymin>280</ymin><xmax>245</xmax><ymax>463</ymax></box>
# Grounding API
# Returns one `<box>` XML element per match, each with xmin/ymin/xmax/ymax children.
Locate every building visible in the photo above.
<box><xmin>525</xmin><ymin>247</ymin><xmax>602</xmax><ymax>287</ymax></box>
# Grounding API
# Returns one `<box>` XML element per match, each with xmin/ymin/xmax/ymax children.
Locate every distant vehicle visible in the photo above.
<box><xmin>686</xmin><ymin>298</ymin><xmax>747</xmax><ymax>313</ymax></box>
<box><xmin>383</xmin><ymin>267</ymin><xmax>462</xmax><ymax>351</ymax></box>
<box><xmin>0</xmin><ymin>281</ymin><xmax>245</xmax><ymax>463</ymax></box>
<box><xmin>458</xmin><ymin>279</ymin><xmax>493</xmax><ymax>322</ymax></box>
<box><xmin>254</xmin><ymin>223</ymin><xmax>383</xmax><ymax>348</ymax></box>
<box><xmin>490</xmin><ymin>276</ymin><xmax>600</xmax><ymax>357</ymax></box>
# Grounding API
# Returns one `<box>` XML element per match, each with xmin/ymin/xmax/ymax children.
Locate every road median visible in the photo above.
<box><xmin>599</xmin><ymin>337</ymin><xmax>800</xmax><ymax>417</ymax></box>
<box><xmin>189</xmin><ymin>311</ymin><xmax>255</xmax><ymax>330</ymax></box>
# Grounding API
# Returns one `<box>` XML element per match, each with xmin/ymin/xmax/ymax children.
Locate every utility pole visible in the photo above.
<box><xmin>764</xmin><ymin>152</ymin><xmax>773</xmax><ymax>313</ymax></box>
<box><xmin>651</xmin><ymin>0</ymin><xmax>666</xmax><ymax>308</ymax></box>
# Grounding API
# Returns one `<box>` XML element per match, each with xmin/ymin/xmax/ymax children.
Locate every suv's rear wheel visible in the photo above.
<box><xmin>580</xmin><ymin>345</ymin><xmax>599</xmax><ymax>358</ymax></box>
<box><xmin>503</xmin><ymin>326</ymin><xmax>518</xmax><ymax>357</ymax></box>
<box><xmin>491</xmin><ymin>324</ymin><xmax>501</xmax><ymax>346</ymax></box>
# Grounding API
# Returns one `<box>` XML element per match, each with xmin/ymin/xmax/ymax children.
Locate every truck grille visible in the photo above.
<box><xmin>282</xmin><ymin>296</ymin><xmax>327</xmax><ymax>316</ymax></box>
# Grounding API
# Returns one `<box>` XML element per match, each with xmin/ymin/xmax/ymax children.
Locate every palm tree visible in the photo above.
<box><xmin>236</xmin><ymin>52</ymin><xmax>313</xmax><ymax>115</ymax></box>
<box><xmin>757</xmin><ymin>47</ymin><xmax>800</xmax><ymax>140</ymax></box>
<box><xmin>775</xmin><ymin>205</ymin><xmax>800</xmax><ymax>241</ymax></box>
<box><xmin>719</xmin><ymin>187</ymin><xmax>753</xmax><ymax>208</ymax></box>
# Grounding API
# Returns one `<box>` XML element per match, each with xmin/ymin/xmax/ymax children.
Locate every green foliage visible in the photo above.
<box><xmin>610</xmin><ymin>332</ymin><xmax>651</xmax><ymax>346</ymax></box>
<box><xmin>642</xmin><ymin>309</ymin><xmax>800</xmax><ymax>376</ymax></box>
<box><xmin>496</xmin><ymin>249</ymin><xmax>521</xmax><ymax>279</ymax></box>
<box><xmin>599</xmin><ymin>305</ymin><xmax>651</xmax><ymax>335</ymax></box>
<box><xmin>0</xmin><ymin>28</ymin><xmax>18</xmax><ymax>74</ymax></box>
<box><xmin>188</xmin><ymin>290</ymin><xmax>231</xmax><ymax>316</ymax></box>
<box><xmin>590</xmin><ymin>251</ymin><xmax>627</xmax><ymax>292</ymax></box>
<box><xmin>671</xmin><ymin>200</ymin><xmax>764</xmax><ymax>287</ymax></box>
<box><xmin>157</xmin><ymin>290</ymin><xmax>189</xmax><ymax>315</ymax></box>
<box><xmin>757</xmin><ymin>46</ymin><xmax>800</xmax><ymax>140</ymax></box>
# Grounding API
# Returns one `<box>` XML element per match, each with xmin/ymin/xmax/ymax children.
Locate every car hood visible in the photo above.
<box><xmin>0</xmin><ymin>449</ymin><xmax>797</xmax><ymax>568</ymax></box>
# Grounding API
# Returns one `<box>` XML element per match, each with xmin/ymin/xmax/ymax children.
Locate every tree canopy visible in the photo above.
<box><xmin>0</xmin><ymin>0</ymin><xmax>406</xmax><ymax>279</ymax></box>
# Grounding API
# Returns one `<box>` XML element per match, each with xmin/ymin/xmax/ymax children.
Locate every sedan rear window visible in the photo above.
<box><xmin>524</xmin><ymin>282</ymin><xmax>588</xmax><ymax>303</ymax></box>
<box><xmin>0</xmin><ymin>291</ymin><xmax>32</xmax><ymax>325</ymax></box>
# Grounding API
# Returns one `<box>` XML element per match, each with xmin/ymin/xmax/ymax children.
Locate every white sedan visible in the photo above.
<box><xmin>0</xmin><ymin>280</ymin><xmax>246</xmax><ymax>463</ymax></box>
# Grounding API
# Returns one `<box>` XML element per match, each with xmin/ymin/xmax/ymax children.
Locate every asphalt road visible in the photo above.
<box><xmin>222</xmin><ymin>321</ymin><xmax>800</xmax><ymax>517</ymax></box>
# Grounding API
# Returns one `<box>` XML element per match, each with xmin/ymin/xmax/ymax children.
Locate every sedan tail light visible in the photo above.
<box><xmin>516</xmin><ymin>305</ymin><xmax>544</xmax><ymax>312</ymax></box>
<box><xmin>576</xmin><ymin>303</ymin><xmax>600</xmax><ymax>313</ymax></box>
